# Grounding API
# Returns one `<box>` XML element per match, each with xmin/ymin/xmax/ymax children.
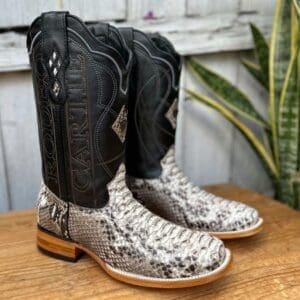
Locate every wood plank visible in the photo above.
<box><xmin>0</xmin><ymin>72</ymin><xmax>41</xmax><ymax>210</ymax></box>
<box><xmin>127</xmin><ymin>0</ymin><xmax>185</xmax><ymax>20</ymax></box>
<box><xmin>0</xmin><ymin>0</ymin><xmax>59</xmax><ymax>28</ymax></box>
<box><xmin>240</xmin><ymin>0</ymin><xmax>276</xmax><ymax>15</ymax></box>
<box><xmin>0</xmin><ymin>184</ymin><xmax>299</xmax><ymax>299</ymax></box>
<box><xmin>0</xmin><ymin>14</ymin><xmax>273</xmax><ymax>72</ymax></box>
<box><xmin>186</xmin><ymin>0</ymin><xmax>239</xmax><ymax>16</ymax></box>
<box><xmin>62</xmin><ymin>0</ymin><xmax>126</xmax><ymax>21</ymax></box>
<box><xmin>159</xmin><ymin>14</ymin><xmax>272</xmax><ymax>56</ymax></box>
<box><xmin>0</xmin><ymin>0</ymin><xmax>126</xmax><ymax>28</ymax></box>
<box><xmin>187</xmin><ymin>0</ymin><xmax>275</xmax><ymax>17</ymax></box>
<box><xmin>0</xmin><ymin>0</ymin><xmax>275</xmax><ymax>28</ymax></box>
<box><xmin>0</xmin><ymin>32</ymin><xmax>28</xmax><ymax>72</ymax></box>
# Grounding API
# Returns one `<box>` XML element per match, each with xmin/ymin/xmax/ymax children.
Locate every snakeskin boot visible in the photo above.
<box><xmin>27</xmin><ymin>12</ymin><xmax>231</xmax><ymax>288</ymax></box>
<box><xmin>121</xmin><ymin>28</ymin><xmax>264</xmax><ymax>239</ymax></box>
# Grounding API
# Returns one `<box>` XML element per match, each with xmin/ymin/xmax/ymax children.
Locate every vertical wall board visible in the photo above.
<box><xmin>230</xmin><ymin>126</ymin><xmax>274</xmax><ymax>195</ymax></box>
<box><xmin>230</xmin><ymin>52</ymin><xmax>273</xmax><ymax>194</ymax></box>
<box><xmin>175</xmin><ymin>63</ymin><xmax>186</xmax><ymax>167</ymax></box>
<box><xmin>240</xmin><ymin>0</ymin><xmax>276</xmax><ymax>16</ymax></box>
<box><xmin>0</xmin><ymin>72</ymin><xmax>41</xmax><ymax>210</ymax></box>
<box><xmin>62</xmin><ymin>0</ymin><xmax>126</xmax><ymax>21</ymax></box>
<box><xmin>186</xmin><ymin>0</ymin><xmax>239</xmax><ymax>17</ymax></box>
<box><xmin>127</xmin><ymin>0</ymin><xmax>186</xmax><ymax>21</ymax></box>
<box><xmin>179</xmin><ymin>99</ymin><xmax>233</xmax><ymax>186</ymax></box>
<box><xmin>0</xmin><ymin>120</ymin><xmax>9</xmax><ymax>211</ymax></box>
<box><xmin>180</xmin><ymin>53</ymin><xmax>240</xmax><ymax>186</ymax></box>
<box><xmin>0</xmin><ymin>0</ymin><xmax>59</xmax><ymax>28</ymax></box>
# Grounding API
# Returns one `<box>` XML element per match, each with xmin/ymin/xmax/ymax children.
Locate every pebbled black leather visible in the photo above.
<box><xmin>27</xmin><ymin>12</ymin><xmax>132</xmax><ymax>208</ymax></box>
<box><xmin>120</xmin><ymin>28</ymin><xmax>182</xmax><ymax>178</ymax></box>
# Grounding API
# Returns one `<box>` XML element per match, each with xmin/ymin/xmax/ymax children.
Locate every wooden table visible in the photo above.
<box><xmin>1</xmin><ymin>184</ymin><xmax>300</xmax><ymax>299</ymax></box>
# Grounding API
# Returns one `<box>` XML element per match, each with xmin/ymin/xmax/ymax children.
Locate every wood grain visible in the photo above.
<box><xmin>127</xmin><ymin>0</ymin><xmax>186</xmax><ymax>20</ymax></box>
<box><xmin>62</xmin><ymin>0</ymin><xmax>126</xmax><ymax>22</ymax></box>
<box><xmin>0</xmin><ymin>0</ymin><xmax>126</xmax><ymax>28</ymax></box>
<box><xmin>0</xmin><ymin>72</ymin><xmax>41</xmax><ymax>210</ymax></box>
<box><xmin>0</xmin><ymin>184</ymin><xmax>299</xmax><ymax>299</ymax></box>
<box><xmin>186</xmin><ymin>0</ymin><xmax>239</xmax><ymax>17</ymax></box>
<box><xmin>0</xmin><ymin>13</ymin><xmax>273</xmax><ymax>72</ymax></box>
<box><xmin>240</xmin><ymin>0</ymin><xmax>275</xmax><ymax>15</ymax></box>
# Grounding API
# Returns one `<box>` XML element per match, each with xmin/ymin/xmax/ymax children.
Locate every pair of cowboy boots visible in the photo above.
<box><xmin>27</xmin><ymin>12</ymin><xmax>263</xmax><ymax>288</ymax></box>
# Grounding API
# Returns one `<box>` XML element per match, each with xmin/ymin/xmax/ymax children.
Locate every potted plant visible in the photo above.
<box><xmin>186</xmin><ymin>0</ymin><xmax>300</xmax><ymax>208</ymax></box>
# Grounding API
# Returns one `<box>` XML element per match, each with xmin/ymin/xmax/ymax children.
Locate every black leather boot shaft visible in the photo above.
<box><xmin>27</xmin><ymin>12</ymin><xmax>132</xmax><ymax>208</ymax></box>
<box><xmin>121</xmin><ymin>28</ymin><xmax>182</xmax><ymax>178</ymax></box>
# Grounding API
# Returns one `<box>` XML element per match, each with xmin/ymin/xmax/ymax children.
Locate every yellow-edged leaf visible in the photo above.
<box><xmin>186</xmin><ymin>89</ymin><xmax>278</xmax><ymax>178</ymax></box>
<box><xmin>278</xmin><ymin>52</ymin><xmax>299</xmax><ymax>205</ymax></box>
<box><xmin>269</xmin><ymin>0</ymin><xmax>292</xmax><ymax>166</ymax></box>
<box><xmin>293</xmin><ymin>0</ymin><xmax>300</xmax><ymax>16</ymax></box>
<box><xmin>250</xmin><ymin>23</ymin><xmax>269</xmax><ymax>86</ymax></box>
<box><xmin>242</xmin><ymin>59</ymin><xmax>268</xmax><ymax>90</ymax></box>
<box><xmin>187</xmin><ymin>58</ymin><xmax>268</xmax><ymax>128</ymax></box>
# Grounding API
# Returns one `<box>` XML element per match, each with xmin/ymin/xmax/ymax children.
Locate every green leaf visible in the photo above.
<box><xmin>291</xmin><ymin>0</ymin><xmax>300</xmax><ymax>56</ymax></box>
<box><xmin>187</xmin><ymin>58</ymin><xmax>268</xmax><ymax>128</ymax></box>
<box><xmin>293</xmin><ymin>0</ymin><xmax>300</xmax><ymax>16</ymax></box>
<box><xmin>292</xmin><ymin>174</ymin><xmax>300</xmax><ymax>209</ymax></box>
<box><xmin>242</xmin><ymin>59</ymin><xmax>268</xmax><ymax>90</ymax></box>
<box><xmin>278</xmin><ymin>53</ymin><xmax>299</xmax><ymax>177</ymax></box>
<box><xmin>277</xmin><ymin>178</ymin><xmax>295</xmax><ymax>206</ymax></box>
<box><xmin>250</xmin><ymin>23</ymin><xmax>269</xmax><ymax>86</ymax></box>
<box><xmin>278</xmin><ymin>52</ymin><xmax>299</xmax><ymax>206</ymax></box>
<box><xmin>269</xmin><ymin>0</ymin><xmax>292</xmax><ymax>166</ymax></box>
<box><xmin>185</xmin><ymin>89</ymin><xmax>278</xmax><ymax>178</ymax></box>
<box><xmin>262</xmin><ymin>130</ymin><xmax>274</xmax><ymax>157</ymax></box>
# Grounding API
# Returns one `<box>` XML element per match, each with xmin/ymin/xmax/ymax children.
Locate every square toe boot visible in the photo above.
<box><xmin>27</xmin><ymin>12</ymin><xmax>231</xmax><ymax>288</ymax></box>
<box><xmin>119</xmin><ymin>28</ymin><xmax>263</xmax><ymax>239</ymax></box>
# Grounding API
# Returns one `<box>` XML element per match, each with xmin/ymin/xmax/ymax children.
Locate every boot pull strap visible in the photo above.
<box><xmin>119</xmin><ymin>27</ymin><xmax>134</xmax><ymax>50</ymax></box>
<box><xmin>89</xmin><ymin>23</ymin><xmax>109</xmax><ymax>42</ymax></box>
<box><xmin>41</xmin><ymin>11</ymin><xmax>69</xmax><ymax>104</ymax></box>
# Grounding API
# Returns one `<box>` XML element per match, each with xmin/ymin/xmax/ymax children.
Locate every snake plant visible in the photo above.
<box><xmin>186</xmin><ymin>0</ymin><xmax>300</xmax><ymax>208</ymax></box>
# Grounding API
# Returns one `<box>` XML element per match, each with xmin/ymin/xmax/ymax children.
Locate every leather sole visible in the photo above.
<box><xmin>210</xmin><ymin>218</ymin><xmax>264</xmax><ymax>240</ymax></box>
<box><xmin>37</xmin><ymin>227</ymin><xmax>232</xmax><ymax>288</ymax></box>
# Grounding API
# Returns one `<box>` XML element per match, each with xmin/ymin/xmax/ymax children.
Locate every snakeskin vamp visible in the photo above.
<box><xmin>37</xmin><ymin>164</ymin><xmax>226</xmax><ymax>279</ymax></box>
<box><xmin>127</xmin><ymin>146</ymin><xmax>260</xmax><ymax>233</ymax></box>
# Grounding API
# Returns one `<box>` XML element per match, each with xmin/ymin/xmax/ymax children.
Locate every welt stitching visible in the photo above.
<box><xmin>65</xmin><ymin>54</ymin><xmax>90</xmax><ymax>200</ymax></box>
<box><xmin>152</xmin><ymin>64</ymin><xmax>172</xmax><ymax>155</ymax></box>
<box><xmin>133</xmin><ymin>74</ymin><xmax>159</xmax><ymax>163</ymax></box>
<box><xmin>94</xmin><ymin>65</ymin><xmax>118</xmax><ymax>167</ymax></box>
<box><xmin>134</xmin><ymin>48</ymin><xmax>165</xmax><ymax>162</ymax></box>
<box><xmin>70</xmin><ymin>39</ymin><xmax>102</xmax><ymax>105</ymax></box>
<box><xmin>70</xmin><ymin>41</ymin><xmax>117</xmax><ymax>175</ymax></box>
<box><xmin>70</xmin><ymin>40</ymin><xmax>120</xmax><ymax>179</ymax></box>
<box><xmin>68</xmin><ymin>27</ymin><xmax>129</xmax><ymax>94</ymax></box>
<box><xmin>138</xmin><ymin>58</ymin><xmax>172</xmax><ymax>155</ymax></box>
<box><xmin>33</xmin><ymin>48</ymin><xmax>61</xmax><ymax>195</ymax></box>
<box><xmin>134</xmin><ymin>40</ymin><xmax>178</xmax><ymax>90</ymax></box>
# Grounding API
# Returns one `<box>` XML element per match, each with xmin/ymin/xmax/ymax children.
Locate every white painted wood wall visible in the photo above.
<box><xmin>0</xmin><ymin>0</ymin><xmax>275</xmax><ymax>211</ymax></box>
